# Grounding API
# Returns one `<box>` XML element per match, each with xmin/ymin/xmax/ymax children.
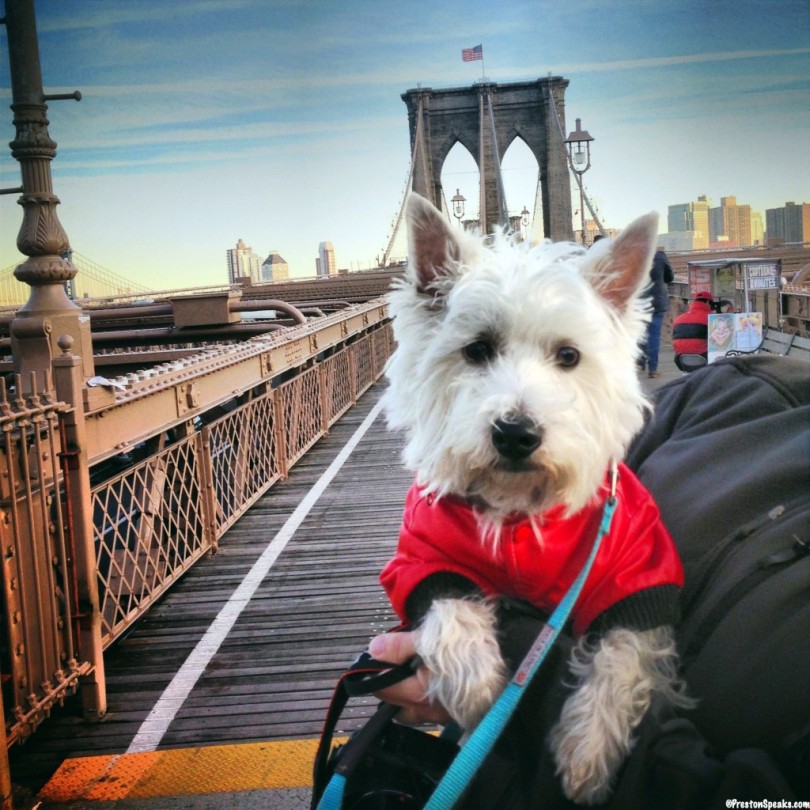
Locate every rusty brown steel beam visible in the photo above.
<box><xmin>0</xmin><ymin>297</ymin><xmax>313</xmax><ymax>333</ymax></box>
<box><xmin>83</xmin><ymin>322</ymin><xmax>288</xmax><ymax>347</ymax></box>
<box><xmin>91</xmin><ymin>349</ymin><xmax>210</xmax><ymax>366</ymax></box>
<box><xmin>0</xmin><ymin>323</ymin><xmax>290</xmax><ymax>353</ymax></box>
<box><xmin>81</xmin><ymin>299</ymin><xmax>389</xmax><ymax>464</ymax></box>
<box><xmin>50</xmin><ymin>346</ymin><xmax>107</xmax><ymax>721</ymax></box>
<box><xmin>18</xmin><ymin>269</ymin><xmax>399</xmax><ymax>311</ymax></box>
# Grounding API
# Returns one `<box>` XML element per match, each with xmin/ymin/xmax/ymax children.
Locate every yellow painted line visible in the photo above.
<box><xmin>39</xmin><ymin>737</ymin><xmax>346</xmax><ymax>802</ymax></box>
<box><xmin>39</xmin><ymin>752</ymin><xmax>162</xmax><ymax>802</ymax></box>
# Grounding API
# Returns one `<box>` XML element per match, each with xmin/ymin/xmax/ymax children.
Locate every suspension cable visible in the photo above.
<box><xmin>380</xmin><ymin>95</ymin><xmax>425</xmax><ymax>267</ymax></box>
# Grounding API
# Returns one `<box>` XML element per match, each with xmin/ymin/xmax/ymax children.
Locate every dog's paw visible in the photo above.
<box><xmin>550</xmin><ymin>626</ymin><xmax>688</xmax><ymax>805</ymax></box>
<box><xmin>550</xmin><ymin>721</ymin><xmax>619</xmax><ymax>806</ymax></box>
<box><xmin>415</xmin><ymin>598</ymin><xmax>506</xmax><ymax>731</ymax></box>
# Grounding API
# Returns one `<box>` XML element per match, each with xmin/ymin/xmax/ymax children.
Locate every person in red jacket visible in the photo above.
<box><xmin>672</xmin><ymin>292</ymin><xmax>713</xmax><ymax>371</ymax></box>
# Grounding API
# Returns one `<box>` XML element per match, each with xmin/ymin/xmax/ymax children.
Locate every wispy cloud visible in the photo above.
<box><xmin>35</xmin><ymin>0</ymin><xmax>272</xmax><ymax>32</ymax></box>
<box><xmin>53</xmin><ymin>114</ymin><xmax>404</xmax><ymax>169</ymax></box>
<box><xmin>546</xmin><ymin>47</ymin><xmax>810</xmax><ymax>75</ymax></box>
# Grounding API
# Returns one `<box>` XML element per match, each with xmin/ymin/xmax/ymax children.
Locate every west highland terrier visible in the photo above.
<box><xmin>379</xmin><ymin>193</ymin><xmax>691</xmax><ymax>804</ymax></box>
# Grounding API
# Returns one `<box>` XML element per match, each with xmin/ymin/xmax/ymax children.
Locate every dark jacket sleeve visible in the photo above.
<box><xmin>404</xmin><ymin>572</ymin><xmax>483</xmax><ymax>624</ymax></box>
<box><xmin>627</xmin><ymin>354</ymin><xmax>809</xmax><ymax>561</ymax></box>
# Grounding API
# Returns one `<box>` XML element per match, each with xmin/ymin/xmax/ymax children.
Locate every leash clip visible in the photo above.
<box><xmin>609</xmin><ymin>461</ymin><xmax>619</xmax><ymax>500</ymax></box>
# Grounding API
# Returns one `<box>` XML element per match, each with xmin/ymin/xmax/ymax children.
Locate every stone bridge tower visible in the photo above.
<box><xmin>402</xmin><ymin>77</ymin><xmax>574</xmax><ymax>241</ymax></box>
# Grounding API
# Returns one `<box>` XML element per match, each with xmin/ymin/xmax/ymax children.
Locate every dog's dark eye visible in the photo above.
<box><xmin>556</xmin><ymin>346</ymin><xmax>580</xmax><ymax>368</ymax></box>
<box><xmin>463</xmin><ymin>339</ymin><xmax>496</xmax><ymax>365</ymax></box>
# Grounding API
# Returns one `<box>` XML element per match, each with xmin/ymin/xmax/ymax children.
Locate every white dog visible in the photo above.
<box><xmin>379</xmin><ymin>193</ymin><xmax>691</xmax><ymax>805</ymax></box>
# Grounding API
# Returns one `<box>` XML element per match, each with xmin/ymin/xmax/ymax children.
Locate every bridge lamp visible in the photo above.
<box><xmin>519</xmin><ymin>206</ymin><xmax>531</xmax><ymax>241</ymax></box>
<box><xmin>564</xmin><ymin>118</ymin><xmax>595</xmax><ymax>244</ymax></box>
<box><xmin>451</xmin><ymin>189</ymin><xmax>466</xmax><ymax>225</ymax></box>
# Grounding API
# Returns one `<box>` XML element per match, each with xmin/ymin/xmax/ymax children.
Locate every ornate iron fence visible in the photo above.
<box><xmin>1</xmin><ymin>316</ymin><xmax>393</xmax><ymax>746</ymax></box>
<box><xmin>92</xmin><ymin>433</ymin><xmax>212</xmax><ymax>647</ymax></box>
<box><xmin>89</xmin><ymin>325</ymin><xmax>392</xmax><ymax>650</ymax></box>
<box><xmin>0</xmin><ymin>376</ymin><xmax>93</xmax><ymax>745</ymax></box>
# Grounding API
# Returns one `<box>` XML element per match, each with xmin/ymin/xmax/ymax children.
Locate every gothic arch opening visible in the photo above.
<box><xmin>501</xmin><ymin>136</ymin><xmax>542</xmax><ymax>242</ymax></box>
<box><xmin>441</xmin><ymin>141</ymin><xmax>480</xmax><ymax>231</ymax></box>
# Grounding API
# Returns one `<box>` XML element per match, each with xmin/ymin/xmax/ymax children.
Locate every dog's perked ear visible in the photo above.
<box><xmin>405</xmin><ymin>193</ymin><xmax>462</xmax><ymax>293</ymax></box>
<box><xmin>581</xmin><ymin>213</ymin><xmax>659</xmax><ymax>312</ymax></box>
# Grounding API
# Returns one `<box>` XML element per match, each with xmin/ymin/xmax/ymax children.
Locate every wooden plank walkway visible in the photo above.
<box><xmin>10</xmin><ymin>384</ymin><xmax>410</xmax><ymax>797</ymax></box>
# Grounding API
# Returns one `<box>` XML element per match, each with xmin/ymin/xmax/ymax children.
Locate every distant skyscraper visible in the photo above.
<box><xmin>766</xmin><ymin>201</ymin><xmax>810</xmax><ymax>245</ymax></box>
<box><xmin>766</xmin><ymin>208</ymin><xmax>786</xmax><ymax>245</ymax></box>
<box><xmin>261</xmin><ymin>251</ymin><xmax>289</xmax><ymax>282</ymax></box>
<box><xmin>226</xmin><ymin>239</ymin><xmax>262</xmax><ymax>284</ymax></box>
<box><xmin>692</xmin><ymin>196</ymin><xmax>711</xmax><ymax>249</ymax></box>
<box><xmin>667</xmin><ymin>196</ymin><xmax>710</xmax><ymax>249</ymax></box>
<box><xmin>784</xmin><ymin>202</ymin><xmax>810</xmax><ymax>242</ymax></box>
<box><xmin>318</xmin><ymin>242</ymin><xmax>337</xmax><ymax>279</ymax></box>
<box><xmin>750</xmin><ymin>211</ymin><xmax>764</xmax><ymax>246</ymax></box>
<box><xmin>658</xmin><ymin>231</ymin><xmax>696</xmax><ymax>252</ymax></box>
<box><xmin>667</xmin><ymin>203</ymin><xmax>690</xmax><ymax>233</ymax></box>
<box><xmin>667</xmin><ymin>194</ymin><xmax>767</xmax><ymax>250</ymax></box>
<box><xmin>709</xmin><ymin>196</ymin><xmax>751</xmax><ymax>247</ymax></box>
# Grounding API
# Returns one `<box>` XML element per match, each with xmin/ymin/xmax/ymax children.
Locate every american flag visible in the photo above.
<box><xmin>462</xmin><ymin>44</ymin><xmax>483</xmax><ymax>62</ymax></box>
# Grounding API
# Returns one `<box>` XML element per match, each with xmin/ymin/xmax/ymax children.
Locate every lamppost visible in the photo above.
<box><xmin>451</xmin><ymin>189</ymin><xmax>466</xmax><ymax>227</ymax></box>
<box><xmin>564</xmin><ymin>118</ymin><xmax>594</xmax><ymax>245</ymax></box>
<box><xmin>520</xmin><ymin>205</ymin><xmax>530</xmax><ymax>241</ymax></box>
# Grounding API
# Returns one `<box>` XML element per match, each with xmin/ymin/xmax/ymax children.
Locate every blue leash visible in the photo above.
<box><xmin>316</xmin><ymin>773</ymin><xmax>347</xmax><ymax>810</ymax></box>
<box><xmin>424</xmin><ymin>482</ymin><xmax>618</xmax><ymax>810</ymax></box>
<box><xmin>316</xmin><ymin>469</ymin><xmax>619</xmax><ymax>810</ymax></box>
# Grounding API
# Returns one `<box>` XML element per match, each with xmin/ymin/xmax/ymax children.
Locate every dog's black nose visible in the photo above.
<box><xmin>491</xmin><ymin>416</ymin><xmax>542</xmax><ymax>461</ymax></box>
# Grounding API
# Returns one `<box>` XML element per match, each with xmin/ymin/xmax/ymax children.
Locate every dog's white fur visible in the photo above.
<box><xmin>382</xmin><ymin>194</ymin><xmax>690</xmax><ymax>805</ymax></box>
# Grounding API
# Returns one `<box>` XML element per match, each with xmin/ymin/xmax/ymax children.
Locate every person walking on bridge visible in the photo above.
<box><xmin>640</xmin><ymin>247</ymin><xmax>674</xmax><ymax>377</ymax></box>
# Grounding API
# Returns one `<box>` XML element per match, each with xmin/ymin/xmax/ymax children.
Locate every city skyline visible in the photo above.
<box><xmin>1</xmin><ymin>0</ymin><xmax>808</xmax><ymax>291</ymax></box>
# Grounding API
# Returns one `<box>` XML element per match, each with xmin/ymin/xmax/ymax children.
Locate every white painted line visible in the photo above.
<box><xmin>127</xmin><ymin>397</ymin><xmax>385</xmax><ymax>753</ymax></box>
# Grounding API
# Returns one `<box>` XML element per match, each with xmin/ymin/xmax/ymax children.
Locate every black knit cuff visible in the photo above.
<box><xmin>588</xmin><ymin>584</ymin><xmax>681</xmax><ymax>635</ymax></box>
<box><xmin>404</xmin><ymin>572</ymin><xmax>483</xmax><ymax>624</ymax></box>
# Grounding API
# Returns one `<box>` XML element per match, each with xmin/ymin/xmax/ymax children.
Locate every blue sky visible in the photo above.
<box><xmin>1</xmin><ymin>0</ymin><xmax>808</xmax><ymax>291</ymax></box>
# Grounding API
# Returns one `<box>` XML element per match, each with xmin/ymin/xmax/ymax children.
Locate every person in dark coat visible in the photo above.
<box><xmin>366</xmin><ymin>355</ymin><xmax>810</xmax><ymax>808</ymax></box>
<box><xmin>672</xmin><ymin>292</ymin><xmax>713</xmax><ymax>370</ymax></box>
<box><xmin>640</xmin><ymin>248</ymin><xmax>674</xmax><ymax>377</ymax></box>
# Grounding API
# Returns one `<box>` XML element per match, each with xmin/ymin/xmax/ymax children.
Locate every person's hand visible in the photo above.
<box><xmin>369</xmin><ymin>631</ymin><xmax>452</xmax><ymax>726</ymax></box>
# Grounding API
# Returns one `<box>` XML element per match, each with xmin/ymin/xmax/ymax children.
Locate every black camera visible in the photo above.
<box><xmin>327</xmin><ymin>718</ymin><xmax>459</xmax><ymax>809</ymax></box>
<box><xmin>311</xmin><ymin>652</ymin><xmax>459</xmax><ymax>810</ymax></box>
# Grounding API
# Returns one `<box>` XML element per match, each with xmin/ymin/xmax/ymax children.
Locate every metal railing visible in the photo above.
<box><xmin>1</xmin><ymin>307</ymin><xmax>393</xmax><ymax>746</ymax></box>
<box><xmin>0</xmin><ymin>375</ymin><xmax>94</xmax><ymax>745</ymax></box>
